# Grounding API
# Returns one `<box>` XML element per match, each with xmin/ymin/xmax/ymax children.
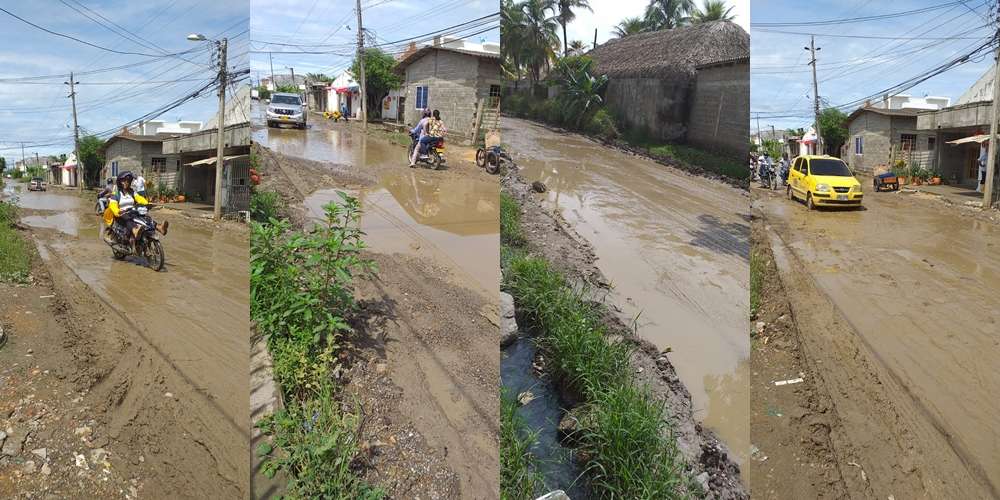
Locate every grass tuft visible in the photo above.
<box><xmin>503</xmin><ymin>252</ymin><xmax>688</xmax><ymax>498</ymax></box>
<box><xmin>0</xmin><ymin>201</ymin><xmax>31</xmax><ymax>283</ymax></box>
<box><xmin>500</xmin><ymin>191</ymin><xmax>526</xmax><ymax>247</ymax></box>
<box><xmin>500</xmin><ymin>389</ymin><xmax>544</xmax><ymax>500</ymax></box>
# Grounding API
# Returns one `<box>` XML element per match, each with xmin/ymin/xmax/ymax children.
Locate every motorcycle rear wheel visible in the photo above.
<box><xmin>431</xmin><ymin>153</ymin><xmax>443</xmax><ymax>169</ymax></box>
<box><xmin>146</xmin><ymin>240</ymin><xmax>165</xmax><ymax>271</ymax></box>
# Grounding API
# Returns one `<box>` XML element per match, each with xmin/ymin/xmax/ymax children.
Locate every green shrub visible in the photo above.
<box><xmin>587</xmin><ymin>108</ymin><xmax>619</xmax><ymax>139</ymax></box>
<box><xmin>250</xmin><ymin>190</ymin><xmax>283</xmax><ymax>223</ymax></box>
<box><xmin>649</xmin><ymin>143</ymin><xmax>747</xmax><ymax>181</ymax></box>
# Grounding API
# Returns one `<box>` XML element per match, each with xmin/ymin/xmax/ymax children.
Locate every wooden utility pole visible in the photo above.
<box><xmin>984</xmin><ymin>19</ymin><xmax>1000</xmax><ymax>207</ymax></box>
<box><xmin>67</xmin><ymin>72</ymin><xmax>81</xmax><ymax>190</ymax></box>
<box><xmin>213</xmin><ymin>38</ymin><xmax>228</xmax><ymax>220</ymax></box>
<box><xmin>593</xmin><ymin>28</ymin><xmax>597</xmax><ymax>49</ymax></box>
<box><xmin>356</xmin><ymin>0</ymin><xmax>367</xmax><ymax>130</ymax></box>
<box><xmin>807</xmin><ymin>36</ymin><xmax>822</xmax><ymax>155</ymax></box>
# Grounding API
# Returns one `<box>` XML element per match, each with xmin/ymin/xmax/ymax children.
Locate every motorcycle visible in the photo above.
<box><xmin>759</xmin><ymin>163</ymin><xmax>778</xmax><ymax>190</ymax></box>
<box><xmin>95</xmin><ymin>193</ymin><xmax>111</xmax><ymax>215</ymax></box>
<box><xmin>475</xmin><ymin>145</ymin><xmax>511</xmax><ymax>175</ymax></box>
<box><xmin>408</xmin><ymin>133</ymin><xmax>446</xmax><ymax>169</ymax></box>
<box><xmin>103</xmin><ymin>206</ymin><xmax>166</xmax><ymax>271</ymax></box>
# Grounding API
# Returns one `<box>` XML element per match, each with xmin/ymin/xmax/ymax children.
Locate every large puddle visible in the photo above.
<box><xmin>255</xmin><ymin>102</ymin><xmax>500</xmax><ymax>295</ymax></box>
<box><xmin>304</xmin><ymin>171</ymin><xmax>500</xmax><ymax>293</ymax></box>
<box><xmin>503</xmin><ymin>118</ymin><xmax>749</xmax><ymax>463</ymax></box>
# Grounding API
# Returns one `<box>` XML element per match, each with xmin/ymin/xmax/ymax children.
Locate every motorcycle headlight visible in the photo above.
<box><xmin>816</xmin><ymin>183</ymin><xmax>831</xmax><ymax>193</ymax></box>
<box><xmin>138</xmin><ymin>206</ymin><xmax>148</xmax><ymax>215</ymax></box>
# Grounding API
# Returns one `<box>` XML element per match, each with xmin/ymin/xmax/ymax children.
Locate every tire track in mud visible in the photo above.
<box><xmin>765</xmin><ymin>224</ymin><xmax>993</xmax><ymax>499</ymax></box>
<box><xmin>31</xmin><ymin>232</ymin><xmax>247</xmax><ymax>499</ymax></box>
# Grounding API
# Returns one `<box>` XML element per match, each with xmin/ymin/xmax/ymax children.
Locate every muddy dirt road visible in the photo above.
<box><xmin>502</xmin><ymin>118</ymin><xmax>750</xmax><ymax>462</ymax></box>
<box><xmin>253</xmin><ymin>111</ymin><xmax>501</xmax><ymax>498</ymax></box>
<box><xmin>2</xmin><ymin>183</ymin><xmax>248</xmax><ymax>498</ymax></box>
<box><xmin>755</xmin><ymin>185</ymin><xmax>1000</xmax><ymax>499</ymax></box>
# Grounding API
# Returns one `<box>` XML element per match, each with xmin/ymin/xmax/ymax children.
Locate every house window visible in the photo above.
<box><xmin>151</xmin><ymin>157</ymin><xmax>166</xmax><ymax>173</ymax></box>
<box><xmin>111</xmin><ymin>160</ymin><xmax>118</xmax><ymax>176</ymax></box>
<box><xmin>854</xmin><ymin>136</ymin><xmax>863</xmax><ymax>155</ymax></box>
<box><xmin>489</xmin><ymin>84</ymin><xmax>501</xmax><ymax>108</ymax></box>
<box><xmin>900</xmin><ymin>134</ymin><xmax>917</xmax><ymax>151</ymax></box>
<box><xmin>415</xmin><ymin>86</ymin><xmax>428</xmax><ymax>109</ymax></box>
<box><xmin>928</xmin><ymin>137</ymin><xmax>936</xmax><ymax>151</ymax></box>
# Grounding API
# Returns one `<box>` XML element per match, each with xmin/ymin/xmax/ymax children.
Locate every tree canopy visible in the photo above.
<box><xmin>350</xmin><ymin>48</ymin><xmax>402</xmax><ymax>119</ymax></box>
<box><xmin>818</xmin><ymin>108</ymin><xmax>849</xmax><ymax>156</ymax></box>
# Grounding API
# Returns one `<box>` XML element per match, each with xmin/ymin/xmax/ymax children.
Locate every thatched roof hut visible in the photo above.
<box><xmin>589</xmin><ymin>21</ymin><xmax>749</xmax><ymax>79</ymax></box>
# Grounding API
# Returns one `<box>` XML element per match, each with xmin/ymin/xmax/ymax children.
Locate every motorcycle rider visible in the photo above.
<box><xmin>420</xmin><ymin>109</ymin><xmax>447</xmax><ymax>158</ymax></box>
<box><xmin>779</xmin><ymin>154</ymin><xmax>790</xmax><ymax>186</ymax></box>
<box><xmin>103</xmin><ymin>171</ymin><xmax>168</xmax><ymax>249</ymax></box>
<box><xmin>96</xmin><ymin>177</ymin><xmax>115</xmax><ymax>213</ymax></box>
<box><xmin>409</xmin><ymin>109</ymin><xmax>432</xmax><ymax>167</ymax></box>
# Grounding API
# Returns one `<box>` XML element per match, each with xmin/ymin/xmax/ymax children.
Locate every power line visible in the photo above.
<box><xmin>752</xmin><ymin>2</ymin><xmax>966</xmax><ymax>27</ymax></box>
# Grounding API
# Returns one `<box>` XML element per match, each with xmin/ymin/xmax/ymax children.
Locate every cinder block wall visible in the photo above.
<box><xmin>848</xmin><ymin>113</ymin><xmax>891</xmax><ymax>174</ymax></box>
<box><xmin>604</xmin><ymin>74</ymin><xmax>691</xmax><ymax>142</ymax></box>
<box><xmin>403</xmin><ymin>50</ymin><xmax>493</xmax><ymax>142</ymax></box>
<box><xmin>688</xmin><ymin>62</ymin><xmax>749</xmax><ymax>158</ymax></box>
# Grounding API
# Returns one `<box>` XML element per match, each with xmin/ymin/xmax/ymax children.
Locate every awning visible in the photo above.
<box><xmin>185</xmin><ymin>154</ymin><xmax>248</xmax><ymax>166</ymax></box>
<box><xmin>335</xmin><ymin>85</ymin><xmax>358</xmax><ymax>94</ymax></box>
<box><xmin>947</xmin><ymin>134</ymin><xmax>990</xmax><ymax>145</ymax></box>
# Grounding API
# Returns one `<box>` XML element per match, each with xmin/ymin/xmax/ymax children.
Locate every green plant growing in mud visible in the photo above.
<box><xmin>252</xmin><ymin>192</ymin><xmax>383</xmax><ymax>498</ymax></box>
<box><xmin>250</xmin><ymin>190</ymin><xmax>283</xmax><ymax>223</ymax></box>
<box><xmin>750</xmin><ymin>249</ymin><xmax>764</xmax><ymax>320</ymax></box>
<box><xmin>257</xmin><ymin>388</ymin><xmax>384</xmax><ymax>500</ymax></box>
<box><xmin>0</xmin><ymin>201</ymin><xmax>31</xmax><ymax>283</ymax></box>
<box><xmin>251</xmin><ymin>192</ymin><xmax>375</xmax><ymax>397</ymax></box>
<box><xmin>500</xmin><ymin>389</ymin><xmax>544</xmax><ymax>499</ymax></box>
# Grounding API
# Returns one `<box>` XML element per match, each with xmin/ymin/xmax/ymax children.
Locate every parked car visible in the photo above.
<box><xmin>266</xmin><ymin>92</ymin><xmax>307</xmax><ymax>129</ymax></box>
<box><xmin>28</xmin><ymin>177</ymin><xmax>46</xmax><ymax>191</ymax></box>
<box><xmin>786</xmin><ymin>155</ymin><xmax>863</xmax><ymax>209</ymax></box>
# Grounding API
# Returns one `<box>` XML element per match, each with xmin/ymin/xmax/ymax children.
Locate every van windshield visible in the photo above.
<box><xmin>809</xmin><ymin>159</ymin><xmax>853</xmax><ymax>176</ymax></box>
<box><xmin>271</xmin><ymin>95</ymin><xmax>300</xmax><ymax>105</ymax></box>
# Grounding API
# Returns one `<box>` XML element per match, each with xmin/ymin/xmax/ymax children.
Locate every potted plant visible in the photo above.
<box><xmin>893</xmin><ymin>160</ymin><xmax>908</xmax><ymax>185</ymax></box>
<box><xmin>929</xmin><ymin>166</ymin><xmax>942</xmax><ymax>185</ymax></box>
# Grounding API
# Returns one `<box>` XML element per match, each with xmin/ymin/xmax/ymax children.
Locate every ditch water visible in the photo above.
<box><xmin>502</xmin><ymin>337</ymin><xmax>589</xmax><ymax>499</ymax></box>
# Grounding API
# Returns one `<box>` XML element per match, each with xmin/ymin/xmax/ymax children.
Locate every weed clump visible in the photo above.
<box><xmin>500</xmin><ymin>389</ymin><xmax>544</xmax><ymax>499</ymax></box>
<box><xmin>0</xmin><ymin>201</ymin><xmax>31</xmax><ymax>283</ymax></box>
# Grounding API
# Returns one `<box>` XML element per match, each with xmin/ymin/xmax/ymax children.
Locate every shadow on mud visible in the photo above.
<box><xmin>687</xmin><ymin>214</ymin><xmax>750</xmax><ymax>260</ymax></box>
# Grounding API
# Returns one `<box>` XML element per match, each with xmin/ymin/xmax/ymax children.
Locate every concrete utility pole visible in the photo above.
<box><xmin>356</xmin><ymin>0</ymin><xmax>367</xmax><ymax>130</ymax></box>
<box><xmin>66</xmin><ymin>72</ymin><xmax>81</xmax><ymax>190</ymax></box>
<box><xmin>755</xmin><ymin>113</ymin><xmax>761</xmax><ymax>143</ymax></box>
<box><xmin>213</xmin><ymin>38</ymin><xmax>228</xmax><ymax>220</ymax></box>
<box><xmin>984</xmin><ymin>8</ymin><xmax>1000</xmax><ymax>208</ymax></box>
<box><xmin>806</xmin><ymin>36</ymin><xmax>822</xmax><ymax>155</ymax></box>
<box><xmin>290</xmin><ymin>67</ymin><xmax>295</xmax><ymax>89</ymax></box>
<box><xmin>268</xmin><ymin>52</ymin><xmax>274</xmax><ymax>90</ymax></box>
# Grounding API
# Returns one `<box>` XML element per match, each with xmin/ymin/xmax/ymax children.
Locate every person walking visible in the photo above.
<box><xmin>978</xmin><ymin>141</ymin><xmax>988</xmax><ymax>193</ymax></box>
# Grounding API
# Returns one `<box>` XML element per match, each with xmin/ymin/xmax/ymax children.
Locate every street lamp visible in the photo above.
<box><xmin>187</xmin><ymin>33</ymin><xmax>228</xmax><ymax>221</ymax></box>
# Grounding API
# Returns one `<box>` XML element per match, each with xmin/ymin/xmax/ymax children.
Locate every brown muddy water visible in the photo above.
<box><xmin>503</xmin><ymin>118</ymin><xmax>750</xmax><ymax>463</ymax></box>
<box><xmin>758</xmin><ymin>188</ymin><xmax>1000</xmax><ymax>493</ymax></box>
<box><xmin>254</xmin><ymin>104</ymin><xmax>500</xmax><ymax>295</ymax></box>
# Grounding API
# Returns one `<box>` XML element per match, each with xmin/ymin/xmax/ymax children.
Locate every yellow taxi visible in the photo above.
<box><xmin>786</xmin><ymin>155</ymin><xmax>863</xmax><ymax>209</ymax></box>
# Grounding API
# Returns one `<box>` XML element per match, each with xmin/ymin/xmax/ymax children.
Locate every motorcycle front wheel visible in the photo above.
<box><xmin>475</xmin><ymin>148</ymin><xmax>487</xmax><ymax>167</ymax></box>
<box><xmin>145</xmin><ymin>239</ymin><xmax>165</xmax><ymax>271</ymax></box>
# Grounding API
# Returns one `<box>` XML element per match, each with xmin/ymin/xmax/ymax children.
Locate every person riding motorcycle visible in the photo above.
<box><xmin>409</xmin><ymin>109</ymin><xmax>432</xmax><ymax>167</ymax></box>
<box><xmin>420</xmin><ymin>109</ymin><xmax>447</xmax><ymax>155</ymax></box>
<box><xmin>103</xmin><ymin>171</ymin><xmax>168</xmax><ymax>249</ymax></box>
<box><xmin>96</xmin><ymin>178</ymin><xmax>115</xmax><ymax>213</ymax></box>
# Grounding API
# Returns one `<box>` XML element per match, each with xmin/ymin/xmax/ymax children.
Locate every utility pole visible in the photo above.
<box><xmin>66</xmin><ymin>72</ymin><xmax>81</xmax><ymax>191</ymax></box>
<box><xmin>984</xmin><ymin>21</ymin><xmax>1000</xmax><ymax>208</ymax></box>
<box><xmin>356</xmin><ymin>0</ymin><xmax>367</xmax><ymax>130</ymax></box>
<box><xmin>213</xmin><ymin>38</ymin><xmax>228</xmax><ymax>220</ymax></box>
<box><xmin>268</xmin><ymin>52</ymin><xmax>274</xmax><ymax>90</ymax></box>
<box><xmin>290</xmin><ymin>67</ymin><xmax>295</xmax><ymax>90</ymax></box>
<box><xmin>755</xmin><ymin>113</ymin><xmax>761</xmax><ymax>144</ymax></box>
<box><xmin>806</xmin><ymin>36</ymin><xmax>822</xmax><ymax>155</ymax></box>
<box><xmin>593</xmin><ymin>28</ymin><xmax>597</xmax><ymax>49</ymax></box>
<box><xmin>20</xmin><ymin>142</ymin><xmax>25</xmax><ymax>170</ymax></box>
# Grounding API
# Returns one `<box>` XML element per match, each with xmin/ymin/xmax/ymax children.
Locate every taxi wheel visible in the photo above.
<box><xmin>806</xmin><ymin>193</ymin><xmax>816</xmax><ymax>210</ymax></box>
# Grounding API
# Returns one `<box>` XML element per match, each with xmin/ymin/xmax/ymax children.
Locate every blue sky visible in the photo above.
<box><xmin>249</xmin><ymin>0</ymin><xmax>501</xmax><ymax>83</ymax></box>
<box><xmin>0</xmin><ymin>1</ymin><xmax>248</xmax><ymax>165</ymax></box>
<box><xmin>572</xmin><ymin>0</ymin><xmax>748</xmax><ymax>46</ymax></box>
<box><xmin>751</xmin><ymin>0</ymin><xmax>996</xmax><ymax>132</ymax></box>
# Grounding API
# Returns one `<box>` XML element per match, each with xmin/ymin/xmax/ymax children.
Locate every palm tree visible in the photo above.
<box><xmin>518</xmin><ymin>0</ymin><xmax>561</xmax><ymax>83</ymax></box>
<box><xmin>567</xmin><ymin>40</ymin><xmax>587</xmax><ymax>55</ymax></box>
<box><xmin>690</xmin><ymin>0</ymin><xmax>734</xmax><ymax>23</ymax></box>
<box><xmin>557</xmin><ymin>57</ymin><xmax>608</xmax><ymax>127</ymax></box>
<box><xmin>556</xmin><ymin>0</ymin><xmax>592</xmax><ymax>57</ymax></box>
<box><xmin>612</xmin><ymin>16</ymin><xmax>649</xmax><ymax>38</ymax></box>
<box><xmin>644</xmin><ymin>0</ymin><xmax>694</xmax><ymax>30</ymax></box>
<box><xmin>502</xmin><ymin>0</ymin><xmax>528</xmax><ymax>87</ymax></box>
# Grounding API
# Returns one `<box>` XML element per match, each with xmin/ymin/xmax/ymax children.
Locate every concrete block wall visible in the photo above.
<box><xmin>688</xmin><ymin>62</ymin><xmax>749</xmax><ymax>158</ymax></box>
<box><xmin>847</xmin><ymin>112</ymin><xmax>892</xmax><ymax>174</ymax></box>
<box><xmin>605</xmin><ymin>75</ymin><xmax>691</xmax><ymax>142</ymax></box>
<box><xmin>403</xmin><ymin>50</ymin><xmax>499</xmax><ymax>142</ymax></box>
